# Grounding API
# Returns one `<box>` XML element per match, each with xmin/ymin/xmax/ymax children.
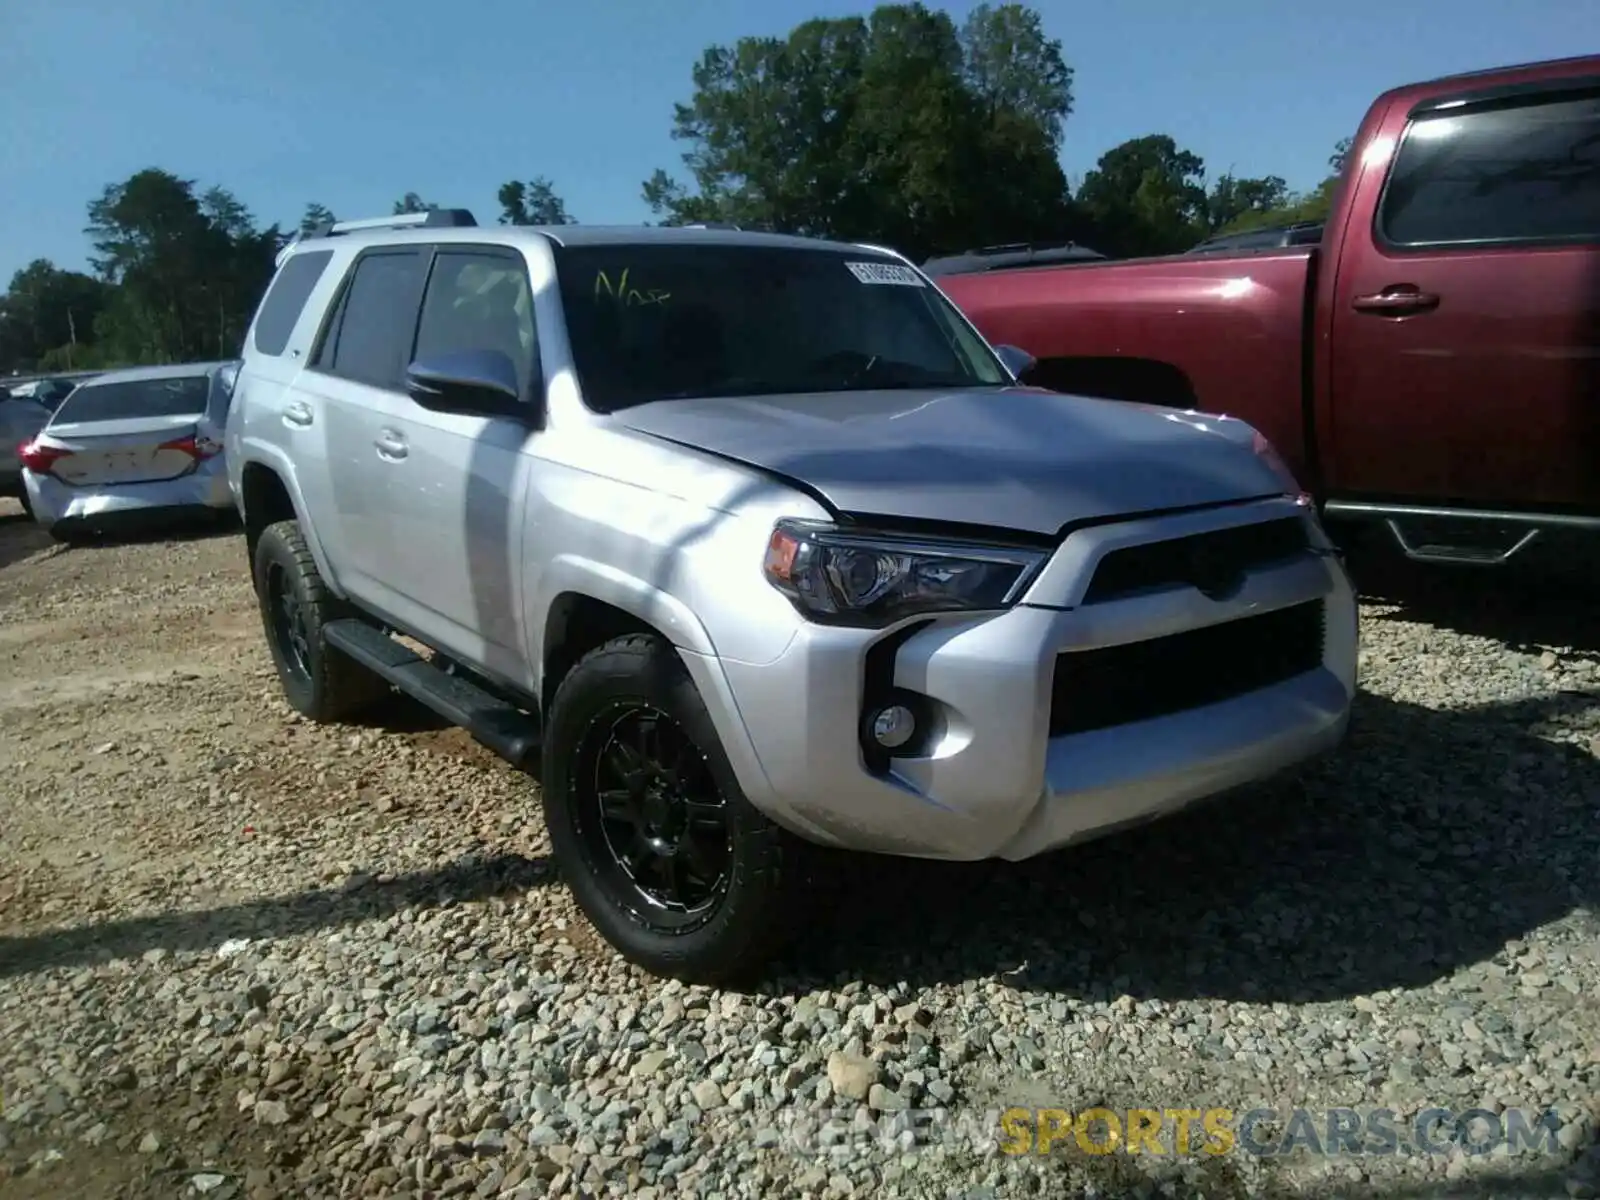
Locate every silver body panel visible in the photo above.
<box><xmin>228</xmin><ymin>224</ymin><xmax>1358</xmax><ymax>861</ymax></box>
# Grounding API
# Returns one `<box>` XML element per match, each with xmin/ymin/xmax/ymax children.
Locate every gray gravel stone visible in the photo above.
<box><xmin>2</xmin><ymin>527</ymin><xmax>1599</xmax><ymax>1198</ymax></box>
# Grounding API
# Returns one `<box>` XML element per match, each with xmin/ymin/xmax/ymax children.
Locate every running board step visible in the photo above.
<box><xmin>322</xmin><ymin>619</ymin><xmax>540</xmax><ymax>766</ymax></box>
<box><xmin>1384</xmin><ymin>518</ymin><xmax>1540</xmax><ymax>566</ymax></box>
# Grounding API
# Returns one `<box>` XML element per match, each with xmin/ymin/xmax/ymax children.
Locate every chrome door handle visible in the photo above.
<box><xmin>375</xmin><ymin>430</ymin><xmax>408</xmax><ymax>460</ymax></box>
<box><xmin>1351</xmin><ymin>287</ymin><xmax>1440</xmax><ymax>317</ymax></box>
<box><xmin>283</xmin><ymin>402</ymin><xmax>313</xmax><ymax>427</ymax></box>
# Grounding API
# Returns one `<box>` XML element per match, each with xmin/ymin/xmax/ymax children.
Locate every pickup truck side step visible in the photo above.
<box><xmin>323</xmin><ymin>619</ymin><xmax>541</xmax><ymax>767</ymax></box>
<box><xmin>1383</xmin><ymin>518</ymin><xmax>1540</xmax><ymax>566</ymax></box>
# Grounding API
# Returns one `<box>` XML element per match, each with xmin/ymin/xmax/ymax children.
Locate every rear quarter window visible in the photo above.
<box><xmin>253</xmin><ymin>250</ymin><xmax>335</xmax><ymax>356</ymax></box>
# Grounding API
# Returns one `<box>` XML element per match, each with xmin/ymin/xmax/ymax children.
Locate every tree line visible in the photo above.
<box><xmin>0</xmin><ymin>2</ymin><xmax>1346</xmax><ymax>375</ymax></box>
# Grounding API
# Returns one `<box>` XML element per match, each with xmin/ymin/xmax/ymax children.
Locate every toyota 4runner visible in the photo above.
<box><xmin>228</xmin><ymin>209</ymin><xmax>1359</xmax><ymax>983</ymax></box>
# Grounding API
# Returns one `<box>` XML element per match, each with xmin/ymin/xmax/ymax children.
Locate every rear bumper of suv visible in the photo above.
<box><xmin>684</xmin><ymin>496</ymin><xmax>1357</xmax><ymax>862</ymax></box>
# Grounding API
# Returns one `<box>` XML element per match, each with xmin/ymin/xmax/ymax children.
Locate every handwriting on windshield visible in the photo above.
<box><xmin>594</xmin><ymin>268</ymin><xmax>670</xmax><ymax>307</ymax></box>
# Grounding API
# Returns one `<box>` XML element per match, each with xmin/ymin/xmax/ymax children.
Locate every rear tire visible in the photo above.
<box><xmin>253</xmin><ymin>519</ymin><xmax>390</xmax><ymax>721</ymax></box>
<box><xmin>541</xmin><ymin>633</ymin><xmax>808</xmax><ymax>984</ymax></box>
<box><xmin>17</xmin><ymin>489</ymin><xmax>33</xmax><ymax>519</ymax></box>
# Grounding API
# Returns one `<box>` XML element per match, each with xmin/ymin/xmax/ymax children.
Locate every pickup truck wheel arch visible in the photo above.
<box><xmin>1028</xmin><ymin>355</ymin><xmax>1197</xmax><ymax>408</ymax></box>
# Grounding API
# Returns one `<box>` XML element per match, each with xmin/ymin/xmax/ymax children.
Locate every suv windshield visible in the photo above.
<box><xmin>554</xmin><ymin>243</ymin><xmax>1009</xmax><ymax>412</ymax></box>
<box><xmin>52</xmin><ymin>375</ymin><xmax>212</xmax><ymax>424</ymax></box>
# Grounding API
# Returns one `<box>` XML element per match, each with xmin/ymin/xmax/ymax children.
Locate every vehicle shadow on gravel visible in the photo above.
<box><xmin>0</xmin><ymin>512</ymin><xmax>241</xmax><ymax>572</ymax></box>
<box><xmin>1345</xmin><ymin>538</ymin><xmax>1600</xmax><ymax>657</ymax></box>
<box><xmin>0</xmin><ymin>853</ymin><xmax>553</xmax><ymax>980</ymax></box>
<box><xmin>0</xmin><ymin>509</ymin><xmax>53</xmax><ymax>572</ymax></box>
<box><xmin>782</xmin><ymin>682</ymin><xmax>1599</xmax><ymax>1005</ymax></box>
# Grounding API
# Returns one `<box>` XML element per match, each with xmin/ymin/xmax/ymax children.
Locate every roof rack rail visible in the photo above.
<box><xmin>306</xmin><ymin>208</ymin><xmax>478</xmax><ymax>239</ymax></box>
<box><xmin>681</xmin><ymin>221</ymin><xmax>742</xmax><ymax>230</ymax></box>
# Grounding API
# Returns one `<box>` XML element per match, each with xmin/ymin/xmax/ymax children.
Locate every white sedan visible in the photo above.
<box><xmin>20</xmin><ymin>361</ymin><xmax>239</xmax><ymax>543</ymax></box>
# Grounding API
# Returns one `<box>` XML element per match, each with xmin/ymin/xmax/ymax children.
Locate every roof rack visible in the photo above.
<box><xmin>305</xmin><ymin>208</ymin><xmax>478</xmax><ymax>239</ymax></box>
<box><xmin>681</xmin><ymin>221</ymin><xmax>743</xmax><ymax>231</ymax></box>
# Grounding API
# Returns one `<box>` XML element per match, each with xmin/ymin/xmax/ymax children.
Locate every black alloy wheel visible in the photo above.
<box><xmin>266</xmin><ymin>558</ymin><xmax>313</xmax><ymax>685</ymax></box>
<box><xmin>576</xmin><ymin>701</ymin><xmax>733</xmax><ymax>929</ymax></box>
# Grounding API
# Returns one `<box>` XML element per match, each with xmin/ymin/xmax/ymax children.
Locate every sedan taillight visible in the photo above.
<box><xmin>160</xmin><ymin>434</ymin><xmax>224</xmax><ymax>460</ymax></box>
<box><xmin>19</xmin><ymin>440</ymin><xmax>72</xmax><ymax>474</ymax></box>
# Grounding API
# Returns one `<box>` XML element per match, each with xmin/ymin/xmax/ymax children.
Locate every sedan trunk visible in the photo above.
<box><xmin>41</xmin><ymin>414</ymin><xmax>203</xmax><ymax>486</ymax></box>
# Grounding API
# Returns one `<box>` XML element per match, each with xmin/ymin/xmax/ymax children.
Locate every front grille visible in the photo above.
<box><xmin>1049</xmin><ymin>600</ymin><xmax>1325</xmax><ymax>737</ymax></box>
<box><xmin>1082</xmin><ymin>517</ymin><xmax>1309</xmax><ymax>604</ymax></box>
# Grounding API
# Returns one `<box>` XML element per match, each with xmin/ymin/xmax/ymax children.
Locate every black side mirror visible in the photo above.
<box><xmin>405</xmin><ymin>349</ymin><xmax>533</xmax><ymax>419</ymax></box>
<box><xmin>994</xmin><ymin>344</ymin><xmax>1038</xmax><ymax>382</ymax></box>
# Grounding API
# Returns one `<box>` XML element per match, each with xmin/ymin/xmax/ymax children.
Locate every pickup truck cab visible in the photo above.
<box><xmin>939</xmin><ymin>54</ymin><xmax>1600</xmax><ymax>567</ymax></box>
<box><xmin>228</xmin><ymin>211</ymin><xmax>1356</xmax><ymax>982</ymax></box>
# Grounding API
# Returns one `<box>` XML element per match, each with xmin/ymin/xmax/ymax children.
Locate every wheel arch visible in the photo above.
<box><xmin>1028</xmin><ymin>355</ymin><xmax>1199</xmax><ymax>408</ymax></box>
<box><xmin>236</xmin><ymin>453</ymin><xmax>341</xmax><ymax>595</ymax></box>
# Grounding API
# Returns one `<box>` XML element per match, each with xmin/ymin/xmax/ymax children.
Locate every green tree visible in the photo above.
<box><xmin>1329</xmin><ymin>136</ymin><xmax>1352</xmax><ymax>175</ymax></box>
<box><xmin>1077</xmin><ymin>134</ymin><xmax>1209</xmax><ymax>256</ymax></box>
<box><xmin>393</xmin><ymin>193</ymin><xmax>437</xmax><ymax>215</ymax></box>
<box><xmin>85</xmin><ymin>168</ymin><xmax>280</xmax><ymax>364</ymax></box>
<box><xmin>1211</xmin><ymin>137</ymin><xmax>1352</xmax><ymax>236</ymax></box>
<box><xmin>497</xmin><ymin>178</ymin><xmax>575</xmax><ymax>225</ymax></box>
<box><xmin>300</xmin><ymin>202</ymin><xmax>336</xmax><ymax>234</ymax></box>
<box><xmin>641</xmin><ymin>2</ymin><xmax>1075</xmax><ymax>259</ymax></box>
<box><xmin>0</xmin><ymin>260</ymin><xmax>109</xmax><ymax>372</ymax></box>
<box><xmin>1206</xmin><ymin>173</ymin><xmax>1290</xmax><ymax>233</ymax></box>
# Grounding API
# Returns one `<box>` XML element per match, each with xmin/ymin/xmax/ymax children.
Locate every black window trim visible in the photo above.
<box><xmin>306</xmin><ymin>245</ymin><xmax>432</xmax><ymax>391</ymax></box>
<box><xmin>1374</xmin><ymin>78</ymin><xmax>1600</xmax><ymax>255</ymax></box>
<box><xmin>410</xmin><ymin>243</ymin><xmax>542</xmax><ymax>406</ymax></box>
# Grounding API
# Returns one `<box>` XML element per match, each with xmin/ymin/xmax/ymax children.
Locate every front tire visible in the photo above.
<box><xmin>252</xmin><ymin>520</ymin><xmax>390</xmax><ymax>721</ymax></box>
<box><xmin>541</xmin><ymin>634</ymin><xmax>807</xmax><ymax>984</ymax></box>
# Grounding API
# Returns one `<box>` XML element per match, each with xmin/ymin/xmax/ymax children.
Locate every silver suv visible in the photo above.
<box><xmin>228</xmin><ymin>209</ymin><xmax>1358</xmax><ymax>983</ymax></box>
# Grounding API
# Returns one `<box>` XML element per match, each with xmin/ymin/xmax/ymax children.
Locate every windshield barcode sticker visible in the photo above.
<box><xmin>845</xmin><ymin>261</ymin><xmax>925</xmax><ymax>287</ymax></box>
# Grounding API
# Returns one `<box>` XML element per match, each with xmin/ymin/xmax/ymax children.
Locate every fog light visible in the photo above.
<box><xmin>870</xmin><ymin>704</ymin><xmax>916</xmax><ymax>750</ymax></box>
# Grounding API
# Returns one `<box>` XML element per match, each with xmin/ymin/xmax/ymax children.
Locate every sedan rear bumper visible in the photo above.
<box><xmin>23</xmin><ymin>462</ymin><xmax>234</xmax><ymax>530</ymax></box>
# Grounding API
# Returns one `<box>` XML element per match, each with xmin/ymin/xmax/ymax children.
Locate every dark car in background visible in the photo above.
<box><xmin>922</xmin><ymin>241</ymin><xmax>1107</xmax><ymax>277</ymax></box>
<box><xmin>1185</xmin><ymin>221</ymin><xmax>1325</xmax><ymax>255</ymax></box>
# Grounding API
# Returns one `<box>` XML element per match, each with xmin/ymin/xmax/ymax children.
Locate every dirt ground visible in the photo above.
<box><xmin>0</xmin><ymin>501</ymin><xmax>576</xmax><ymax>1198</ymax></box>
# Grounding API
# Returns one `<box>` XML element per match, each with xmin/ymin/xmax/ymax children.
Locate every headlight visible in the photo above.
<box><xmin>762</xmin><ymin>519</ymin><xmax>1047</xmax><ymax>626</ymax></box>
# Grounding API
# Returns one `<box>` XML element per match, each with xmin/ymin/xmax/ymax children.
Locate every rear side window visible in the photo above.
<box><xmin>253</xmin><ymin>250</ymin><xmax>334</xmax><ymax>356</ymax></box>
<box><xmin>1379</xmin><ymin>92</ymin><xmax>1600</xmax><ymax>247</ymax></box>
<box><xmin>52</xmin><ymin>376</ymin><xmax>211</xmax><ymax>423</ymax></box>
<box><xmin>317</xmin><ymin>250</ymin><xmax>429</xmax><ymax>389</ymax></box>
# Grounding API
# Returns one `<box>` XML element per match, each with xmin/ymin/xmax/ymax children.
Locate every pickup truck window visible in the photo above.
<box><xmin>553</xmin><ymin>244</ymin><xmax>1009</xmax><ymax>412</ymax></box>
<box><xmin>1380</xmin><ymin>92</ymin><xmax>1600</xmax><ymax>247</ymax></box>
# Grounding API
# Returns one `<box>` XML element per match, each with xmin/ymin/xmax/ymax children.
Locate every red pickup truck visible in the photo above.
<box><xmin>939</xmin><ymin>54</ymin><xmax>1600</xmax><ymax>567</ymax></box>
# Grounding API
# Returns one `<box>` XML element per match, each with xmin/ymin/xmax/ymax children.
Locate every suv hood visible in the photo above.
<box><xmin>612</xmin><ymin>387</ymin><xmax>1286</xmax><ymax>537</ymax></box>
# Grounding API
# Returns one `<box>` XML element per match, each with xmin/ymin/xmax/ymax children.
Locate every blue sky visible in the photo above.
<box><xmin>1</xmin><ymin>0</ymin><xmax>1594</xmax><ymax>283</ymax></box>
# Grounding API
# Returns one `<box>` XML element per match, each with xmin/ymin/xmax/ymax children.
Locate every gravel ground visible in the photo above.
<box><xmin>0</xmin><ymin>498</ymin><xmax>1596</xmax><ymax>1200</ymax></box>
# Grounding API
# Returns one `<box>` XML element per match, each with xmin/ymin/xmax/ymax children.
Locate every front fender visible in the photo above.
<box><xmin>534</xmin><ymin>553</ymin><xmax>718</xmax><ymax>659</ymax></box>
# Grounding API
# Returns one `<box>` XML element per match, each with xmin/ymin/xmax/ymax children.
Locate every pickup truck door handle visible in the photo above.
<box><xmin>283</xmin><ymin>402</ymin><xmax>314</xmax><ymax>427</ymax></box>
<box><xmin>1352</xmin><ymin>287</ymin><xmax>1440</xmax><ymax>316</ymax></box>
<box><xmin>374</xmin><ymin>429</ymin><xmax>408</xmax><ymax>460</ymax></box>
